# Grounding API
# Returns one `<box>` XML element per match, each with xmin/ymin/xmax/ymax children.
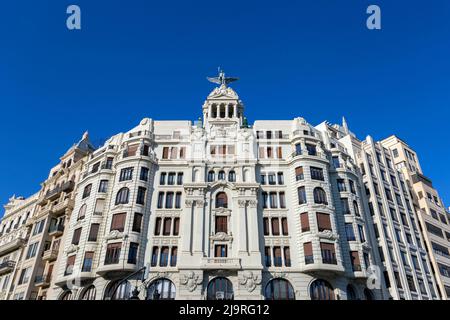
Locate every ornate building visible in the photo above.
<box><xmin>1</xmin><ymin>71</ymin><xmax>448</xmax><ymax>300</ymax></box>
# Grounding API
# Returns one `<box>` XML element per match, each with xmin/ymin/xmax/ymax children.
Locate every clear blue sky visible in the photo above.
<box><xmin>1</xmin><ymin>0</ymin><xmax>449</xmax><ymax>217</ymax></box>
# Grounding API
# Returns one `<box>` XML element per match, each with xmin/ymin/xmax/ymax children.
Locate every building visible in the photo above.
<box><xmin>0</xmin><ymin>195</ymin><xmax>38</xmax><ymax>300</ymax></box>
<box><xmin>0</xmin><ymin>71</ymin><xmax>448</xmax><ymax>300</ymax></box>
<box><xmin>381</xmin><ymin>136</ymin><xmax>450</xmax><ymax>299</ymax></box>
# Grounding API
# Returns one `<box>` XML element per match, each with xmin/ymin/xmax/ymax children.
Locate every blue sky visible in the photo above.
<box><xmin>1</xmin><ymin>0</ymin><xmax>449</xmax><ymax>217</ymax></box>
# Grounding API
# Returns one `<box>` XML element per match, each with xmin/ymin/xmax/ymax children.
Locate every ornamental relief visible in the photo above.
<box><xmin>180</xmin><ymin>271</ymin><xmax>203</xmax><ymax>292</ymax></box>
<box><xmin>317</xmin><ymin>230</ymin><xmax>339</xmax><ymax>241</ymax></box>
<box><xmin>239</xmin><ymin>271</ymin><xmax>261</xmax><ymax>293</ymax></box>
<box><xmin>210</xmin><ymin>232</ymin><xmax>233</xmax><ymax>241</ymax></box>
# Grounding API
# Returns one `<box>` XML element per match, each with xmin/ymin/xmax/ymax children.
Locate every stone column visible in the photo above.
<box><xmin>181</xmin><ymin>199</ymin><xmax>194</xmax><ymax>254</ymax></box>
<box><xmin>192</xmin><ymin>199</ymin><xmax>205</xmax><ymax>255</ymax></box>
<box><xmin>247</xmin><ymin>199</ymin><xmax>260</xmax><ymax>253</ymax></box>
<box><xmin>238</xmin><ymin>199</ymin><xmax>248</xmax><ymax>255</ymax></box>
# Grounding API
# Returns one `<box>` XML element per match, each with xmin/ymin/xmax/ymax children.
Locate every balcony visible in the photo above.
<box><xmin>202</xmin><ymin>257</ymin><xmax>241</xmax><ymax>270</ymax></box>
<box><xmin>305</xmin><ymin>255</ymin><xmax>314</xmax><ymax>265</ymax></box>
<box><xmin>0</xmin><ymin>238</ymin><xmax>27</xmax><ymax>256</ymax></box>
<box><xmin>44</xmin><ymin>181</ymin><xmax>75</xmax><ymax>201</ymax></box>
<box><xmin>42</xmin><ymin>249</ymin><xmax>59</xmax><ymax>261</ymax></box>
<box><xmin>51</xmin><ymin>198</ymin><xmax>74</xmax><ymax>217</ymax></box>
<box><xmin>34</xmin><ymin>274</ymin><xmax>51</xmax><ymax>287</ymax></box>
<box><xmin>0</xmin><ymin>260</ymin><xmax>15</xmax><ymax>275</ymax></box>
<box><xmin>48</xmin><ymin>224</ymin><xmax>64</xmax><ymax>237</ymax></box>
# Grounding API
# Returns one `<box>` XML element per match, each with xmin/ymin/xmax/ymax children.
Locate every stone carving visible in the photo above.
<box><xmin>248</xmin><ymin>200</ymin><xmax>257</xmax><ymax>208</ymax></box>
<box><xmin>185</xmin><ymin>200</ymin><xmax>194</xmax><ymax>208</ymax></box>
<box><xmin>180</xmin><ymin>271</ymin><xmax>203</xmax><ymax>292</ymax></box>
<box><xmin>210</xmin><ymin>232</ymin><xmax>232</xmax><ymax>241</ymax></box>
<box><xmin>239</xmin><ymin>271</ymin><xmax>261</xmax><ymax>292</ymax></box>
<box><xmin>318</xmin><ymin>230</ymin><xmax>339</xmax><ymax>241</ymax></box>
<box><xmin>106</xmin><ymin>229</ymin><xmax>123</xmax><ymax>240</ymax></box>
<box><xmin>196</xmin><ymin>200</ymin><xmax>205</xmax><ymax>207</ymax></box>
<box><xmin>238</xmin><ymin>200</ymin><xmax>247</xmax><ymax>208</ymax></box>
<box><xmin>272</xmin><ymin>272</ymin><xmax>287</xmax><ymax>279</ymax></box>
<box><xmin>66</xmin><ymin>244</ymin><xmax>78</xmax><ymax>254</ymax></box>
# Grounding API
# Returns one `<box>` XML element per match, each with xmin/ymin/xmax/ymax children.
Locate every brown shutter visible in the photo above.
<box><xmin>263</xmin><ymin>217</ymin><xmax>269</xmax><ymax>235</ymax></box>
<box><xmin>162</xmin><ymin>147</ymin><xmax>169</xmax><ymax>159</ymax></box>
<box><xmin>163</xmin><ymin>218</ymin><xmax>172</xmax><ymax>235</ymax></box>
<box><xmin>303</xmin><ymin>242</ymin><xmax>313</xmax><ymax>256</ymax></box>
<box><xmin>351</xmin><ymin>251</ymin><xmax>361</xmax><ymax>265</ymax></box>
<box><xmin>317</xmin><ymin>213</ymin><xmax>332</xmax><ymax>231</ymax></box>
<box><xmin>271</xmin><ymin>218</ymin><xmax>280</xmax><ymax>235</ymax></box>
<box><xmin>215</xmin><ymin>245</ymin><xmax>221</xmax><ymax>257</ymax></box>
<box><xmin>170</xmin><ymin>147</ymin><xmax>178</xmax><ymax>159</ymax></box>
<box><xmin>127</xmin><ymin>144</ymin><xmax>139</xmax><ymax>156</ymax></box>
<box><xmin>267</xmin><ymin>147</ymin><xmax>273</xmax><ymax>158</ymax></box>
<box><xmin>320</xmin><ymin>242</ymin><xmax>335</xmax><ymax>252</ymax></box>
<box><xmin>295</xmin><ymin>167</ymin><xmax>303</xmax><ymax>176</ymax></box>
<box><xmin>47</xmin><ymin>264</ymin><xmax>54</xmax><ymax>279</ymax></box>
<box><xmin>111</xmin><ymin>213</ymin><xmax>126</xmax><ymax>232</ymax></box>
<box><xmin>173</xmin><ymin>218</ymin><xmax>180</xmax><ymax>235</ymax></box>
<box><xmin>88</xmin><ymin>224</ymin><xmax>99</xmax><ymax>241</ymax></box>
<box><xmin>84</xmin><ymin>251</ymin><xmax>94</xmax><ymax>260</ymax></box>
<box><xmin>72</xmin><ymin>228</ymin><xmax>82</xmax><ymax>245</ymax></box>
<box><xmin>300</xmin><ymin>213</ymin><xmax>310</xmax><ymax>231</ymax></box>
<box><xmin>179</xmin><ymin>147</ymin><xmax>186</xmax><ymax>159</ymax></box>
<box><xmin>277</xmin><ymin>146</ymin><xmax>282</xmax><ymax>158</ymax></box>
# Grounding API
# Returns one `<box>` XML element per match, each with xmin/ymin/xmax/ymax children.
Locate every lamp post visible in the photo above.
<box><xmin>109</xmin><ymin>266</ymin><xmax>147</xmax><ymax>300</ymax></box>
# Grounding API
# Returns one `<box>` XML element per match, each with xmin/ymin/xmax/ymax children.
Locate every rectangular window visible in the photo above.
<box><xmin>358</xmin><ymin>225</ymin><xmax>366</xmax><ymax>242</ymax></box>
<box><xmin>350</xmin><ymin>251</ymin><xmax>361</xmax><ymax>271</ymax></box>
<box><xmin>298</xmin><ymin>187</ymin><xmax>307</xmax><ymax>204</ymax></box>
<box><xmin>170</xmin><ymin>147</ymin><xmax>178</xmax><ymax>159</ymax></box>
<box><xmin>317</xmin><ymin>213</ymin><xmax>332</xmax><ymax>232</ymax></box>
<box><xmin>98</xmin><ymin>180</ymin><xmax>108</xmax><ymax>193</ymax></box>
<box><xmin>279</xmin><ymin>192</ymin><xmax>286</xmax><ymax>208</ymax></box>
<box><xmin>263</xmin><ymin>217</ymin><xmax>270</xmax><ymax>235</ymax></box>
<box><xmin>337</xmin><ymin>179</ymin><xmax>346</xmax><ymax>192</ymax></box>
<box><xmin>128</xmin><ymin>243</ymin><xmax>139</xmax><ymax>264</ymax></box>
<box><xmin>72</xmin><ymin>228</ymin><xmax>82</xmax><ymax>245</ymax></box>
<box><xmin>65</xmin><ymin>256</ymin><xmax>75</xmax><ymax>276</ymax></box>
<box><xmin>277</xmin><ymin>146</ymin><xmax>282</xmax><ymax>159</ymax></box>
<box><xmin>132</xmin><ymin>213</ymin><xmax>143</xmax><ymax>233</ymax></box>
<box><xmin>304</xmin><ymin>242</ymin><xmax>314</xmax><ymax>264</ymax></box>
<box><xmin>341</xmin><ymin>198</ymin><xmax>350</xmax><ymax>214</ymax></box>
<box><xmin>111</xmin><ymin>213</ymin><xmax>126</xmax><ymax>232</ymax></box>
<box><xmin>277</xmin><ymin>172</ymin><xmax>284</xmax><ymax>185</ymax></box>
<box><xmin>154</xmin><ymin>217</ymin><xmax>162</xmax><ymax>235</ymax></box>
<box><xmin>160</xmin><ymin>173</ymin><xmax>166</xmax><ymax>185</ymax></box>
<box><xmin>215</xmin><ymin>216</ymin><xmax>228</xmax><ymax>234</ymax></box>
<box><xmin>300</xmin><ymin>213</ymin><xmax>310</xmax><ymax>232</ymax></box>
<box><xmin>345</xmin><ymin>223</ymin><xmax>356</xmax><ymax>241</ymax></box>
<box><xmin>105</xmin><ymin>157</ymin><xmax>113</xmax><ymax>169</ymax></box>
<box><xmin>163</xmin><ymin>218</ymin><xmax>172</xmax><ymax>236</ymax></box>
<box><xmin>168</xmin><ymin>172</ymin><xmax>176</xmax><ymax>185</ymax></box>
<box><xmin>151</xmin><ymin>247</ymin><xmax>159</xmax><ymax>266</ymax></box>
<box><xmin>269</xmin><ymin>192</ymin><xmax>278</xmax><ymax>208</ymax></box>
<box><xmin>310</xmin><ymin>167</ymin><xmax>324</xmax><ymax>181</ymax></box>
<box><xmin>320</xmin><ymin>242</ymin><xmax>337</xmax><ymax>264</ymax></box>
<box><xmin>157</xmin><ymin>192</ymin><xmax>164</xmax><ymax>208</ymax></box>
<box><xmin>179</xmin><ymin>147</ymin><xmax>186</xmax><ymax>159</ymax></box>
<box><xmin>271</xmin><ymin>218</ymin><xmax>280</xmax><ymax>236</ymax></box>
<box><xmin>82</xmin><ymin>252</ymin><xmax>94</xmax><ymax>272</ymax></box>
<box><xmin>93</xmin><ymin>198</ymin><xmax>105</xmax><ymax>215</ymax></box>
<box><xmin>177</xmin><ymin>173</ymin><xmax>184</xmax><ymax>185</ymax></box>
<box><xmin>215</xmin><ymin>245</ymin><xmax>227</xmax><ymax>258</ymax></box>
<box><xmin>273</xmin><ymin>247</ymin><xmax>282</xmax><ymax>266</ymax></box>
<box><xmin>170</xmin><ymin>247</ymin><xmax>178</xmax><ymax>266</ymax></box>
<box><xmin>140</xmin><ymin>167</ymin><xmax>149</xmax><ymax>181</ymax></box>
<box><xmin>136</xmin><ymin>187</ymin><xmax>146</xmax><ymax>205</ymax></box>
<box><xmin>119</xmin><ymin>167</ymin><xmax>133</xmax><ymax>181</ymax></box>
<box><xmin>295</xmin><ymin>166</ymin><xmax>304</xmax><ymax>181</ymax></box>
<box><xmin>349</xmin><ymin>180</ymin><xmax>356</xmax><ymax>194</ymax></box>
<box><xmin>88</xmin><ymin>223</ymin><xmax>100</xmax><ymax>242</ymax></box>
<box><xmin>332</xmin><ymin>156</ymin><xmax>340</xmax><ymax>168</ymax></box>
<box><xmin>264</xmin><ymin>247</ymin><xmax>271</xmax><ymax>267</ymax></box>
<box><xmin>105</xmin><ymin>243</ymin><xmax>121</xmax><ymax>265</ymax></box>
<box><xmin>173</xmin><ymin>217</ymin><xmax>180</xmax><ymax>236</ymax></box>
<box><xmin>26</xmin><ymin>242</ymin><xmax>39</xmax><ymax>259</ymax></box>
<box><xmin>165</xmin><ymin>192</ymin><xmax>174</xmax><ymax>209</ymax></box>
<box><xmin>281</xmin><ymin>217</ymin><xmax>289</xmax><ymax>235</ymax></box>
<box><xmin>175</xmin><ymin>192</ymin><xmax>182</xmax><ymax>209</ymax></box>
<box><xmin>284</xmin><ymin>247</ymin><xmax>291</xmax><ymax>267</ymax></box>
<box><xmin>306</xmin><ymin>144</ymin><xmax>316</xmax><ymax>156</ymax></box>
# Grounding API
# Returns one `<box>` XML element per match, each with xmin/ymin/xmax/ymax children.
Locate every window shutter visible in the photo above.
<box><xmin>94</xmin><ymin>199</ymin><xmax>105</xmax><ymax>214</ymax></box>
<box><xmin>281</xmin><ymin>217</ymin><xmax>289</xmax><ymax>235</ymax></box>
<box><xmin>303</xmin><ymin>242</ymin><xmax>313</xmax><ymax>256</ymax></box>
<box><xmin>317</xmin><ymin>213</ymin><xmax>332</xmax><ymax>231</ymax></box>
<box><xmin>351</xmin><ymin>251</ymin><xmax>361</xmax><ymax>265</ymax></box>
<box><xmin>173</xmin><ymin>218</ymin><xmax>180</xmax><ymax>235</ymax></box>
<box><xmin>111</xmin><ymin>213</ymin><xmax>126</xmax><ymax>231</ymax></box>
<box><xmin>271</xmin><ymin>218</ymin><xmax>280</xmax><ymax>235</ymax></box>
<box><xmin>67</xmin><ymin>255</ymin><xmax>76</xmax><ymax>267</ymax></box>
<box><xmin>127</xmin><ymin>144</ymin><xmax>139</xmax><ymax>156</ymax></box>
<box><xmin>300</xmin><ymin>213</ymin><xmax>310</xmax><ymax>231</ymax></box>
<box><xmin>277</xmin><ymin>146</ymin><xmax>282</xmax><ymax>158</ymax></box>
<box><xmin>162</xmin><ymin>147</ymin><xmax>169</xmax><ymax>159</ymax></box>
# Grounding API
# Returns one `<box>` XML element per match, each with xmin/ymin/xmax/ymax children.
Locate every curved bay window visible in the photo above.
<box><xmin>346</xmin><ymin>284</ymin><xmax>357</xmax><ymax>300</ymax></box>
<box><xmin>81</xmin><ymin>285</ymin><xmax>96</xmax><ymax>300</ymax></box>
<box><xmin>313</xmin><ymin>187</ymin><xmax>328</xmax><ymax>205</ymax></box>
<box><xmin>115</xmin><ymin>187</ymin><xmax>129</xmax><ymax>205</ymax></box>
<box><xmin>60</xmin><ymin>290</ymin><xmax>73</xmax><ymax>300</ymax></box>
<box><xmin>146</xmin><ymin>278</ymin><xmax>176</xmax><ymax>300</ymax></box>
<box><xmin>207</xmin><ymin>277</ymin><xmax>233</xmax><ymax>300</ymax></box>
<box><xmin>104</xmin><ymin>280</ymin><xmax>132</xmax><ymax>300</ymax></box>
<box><xmin>216</xmin><ymin>192</ymin><xmax>228</xmax><ymax>208</ymax></box>
<box><xmin>265</xmin><ymin>279</ymin><xmax>295</xmax><ymax>300</ymax></box>
<box><xmin>310</xmin><ymin>279</ymin><xmax>335</xmax><ymax>300</ymax></box>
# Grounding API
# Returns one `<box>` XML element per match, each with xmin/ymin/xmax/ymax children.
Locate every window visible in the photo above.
<box><xmin>269</xmin><ymin>192</ymin><xmax>278</xmax><ymax>208</ymax></box>
<box><xmin>349</xmin><ymin>180</ymin><xmax>356</xmax><ymax>194</ymax></box>
<box><xmin>320</xmin><ymin>242</ymin><xmax>336</xmax><ymax>264</ymax></box>
<box><xmin>304</xmin><ymin>242</ymin><xmax>313</xmax><ymax>264</ymax></box>
<box><xmin>81</xmin><ymin>286</ymin><xmax>96</xmax><ymax>300</ymax></box>
<box><xmin>279</xmin><ymin>192</ymin><xmax>286</xmax><ymax>208</ymax></box>
<box><xmin>82</xmin><ymin>184</ymin><xmax>92</xmax><ymax>199</ymax></box>
<box><xmin>295</xmin><ymin>143</ymin><xmax>302</xmax><ymax>155</ymax></box>
<box><xmin>136</xmin><ymin>187</ymin><xmax>146</xmax><ymax>205</ymax></box>
<box><xmin>295</xmin><ymin>167</ymin><xmax>304</xmax><ymax>181</ymax></box>
<box><xmin>264</xmin><ymin>247</ymin><xmax>271</xmax><ymax>266</ymax></box>
<box><xmin>313</xmin><ymin>187</ymin><xmax>327</xmax><ymax>204</ymax></box>
<box><xmin>216</xmin><ymin>192</ymin><xmax>228</xmax><ymax>208</ymax></box>
<box><xmin>306</xmin><ymin>144</ymin><xmax>316</xmax><ymax>156</ymax></box>
<box><xmin>119</xmin><ymin>167</ymin><xmax>133</xmax><ymax>181</ymax></box>
<box><xmin>115</xmin><ymin>187</ymin><xmax>129</xmax><ymax>205</ymax></box>
<box><xmin>268</xmin><ymin>173</ymin><xmax>276</xmax><ymax>185</ymax></box>
<box><xmin>154</xmin><ymin>218</ymin><xmax>162</xmax><ymax>235</ymax></box>
<box><xmin>65</xmin><ymin>256</ymin><xmax>75</xmax><ymax>276</ymax></box>
<box><xmin>140</xmin><ymin>167</ymin><xmax>149</xmax><ymax>181</ymax></box>
<box><xmin>173</xmin><ymin>217</ymin><xmax>180</xmax><ymax>235</ymax></box>
<box><xmin>157</xmin><ymin>192</ymin><xmax>164</xmax><ymax>208</ymax></box>
<box><xmin>170</xmin><ymin>147</ymin><xmax>178</xmax><ymax>159</ymax></box>
<box><xmin>105</xmin><ymin>243</ymin><xmax>121</xmax><ymax>265</ymax></box>
<box><xmin>82</xmin><ymin>252</ymin><xmax>94</xmax><ymax>272</ymax></box>
<box><xmin>228</xmin><ymin>170</ymin><xmax>236</xmax><ymax>182</ymax></box>
<box><xmin>300</xmin><ymin>213</ymin><xmax>310</xmax><ymax>232</ymax></box>
<box><xmin>426</xmin><ymin>222</ymin><xmax>443</xmax><ymax>238</ymax></box>
<box><xmin>353</xmin><ymin>201</ymin><xmax>360</xmax><ymax>216</ymax></box>
<box><xmin>207</xmin><ymin>277</ymin><xmax>233</xmax><ymax>300</ymax></box>
<box><xmin>298</xmin><ymin>187</ymin><xmax>307</xmax><ymax>204</ymax></box>
<box><xmin>151</xmin><ymin>247</ymin><xmax>159</xmax><ymax>266</ymax></box>
<box><xmin>358</xmin><ymin>225</ymin><xmax>366</xmax><ymax>242</ymax></box>
<box><xmin>263</xmin><ymin>218</ymin><xmax>270</xmax><ymax>235</ymax></box>
<box><xmin>88</xmin><ymin>223</ymin><xmax>100</xmax><ymax>242</ymax></box>
<box><xmin>94</xmin><ymin>199</ymin><xmax>105</xmax><ymax>215</ymax></box>
<box><xmin>316</xmin><ymin>213</ymin><xmax>331</xmax><ymax>232</ymax></box>
<box><xmin>271</xmin><ymin>218</ymin><xmax>280</xmax><ymax>236</ymax></box>
<box><xmin>214</xmin><ymin>245</ymin><xmax>227</xmax><ymax>258</ymax></box>
<box><xmin>105</xmin><ymin>157</ymin><xmax>113</xmax><ymax>169</ymax></box>
<box><xmin>341</xmin><ymin>198</ymin><xmax>350</xmax><ymax>214</ymax></box>
<box><xmin>273</xmin><ymin>247</ymin><xmax>282</xmax><ymax>266</ymax></box>
<box><xmin>170</xmin><ymin>247</ymin><xmax>178</xmax><ymax>267</ymax></box>
<box><xmin>406</xmin><ymin>275</ymin><xmax>416</xmax><ymax>292</ymax></box>
<box><xmin>215</xmin><ymin>216</ymin><xmax>228</xmax><ymax>233</ymax></box>
<box><xmin>265</xmin><ymin>279</ymin><xmax>295</xmax><ymax>300</ymax></box>
<box><xmin>98</xmin><ymin>180</ymin><xmax>108</xmax><ymax>193</ymax></box>
<box><xmin>168</xmin><ymin>172</ymin><xmax>176</xmax><ymax>185</ymax></box>
<box><xmin>337</xmin><ymin>179</ymin><xmax>346</xmax><ymax>192</ymax></box>
<box><xmin>350</xmin><ymin>251</ymin><xmax>361</xmax><ymax>271</ymax></box>
<box><xmin>310</xmin><ymin>167</ymin><xmax>324</xmax><ymax>181</ymax></box>
<box><xmin>26</xmin><ymin>242</ymin><xmax>39</xmax><ymax>259</ymax></box>
<box><xmin>218</xmin><ymin>171</ymin><xmax>225</xmax><ymax>180</ymax></box>
<box><xmin>281</xmin><ymin>217</ymin><xmax>289</xmax><ymax>235</ymax></box>
<box><xmin>177</xmin><ymin>173</ymin><xmax>184</xmax><ymax>185</ymax></box>
<box><xmin>160</xmin><ymin>173</ymin><xmax>166</xmax><ymax>185</ymax></box>
<box><xmin>392</xmin><ymin>148</ymin><xmax>399</xmax><ymax>158</ymax></box>
<box><xmin>284</xmin><ymin>247</ymin><xmax>291</xmax><ymax>267</ymax></box>
<box><xmin>345</xmin><ymin>223</ymin><xmax>356</xmax><ymax>241</ymax></box>
<box><xmin>78</xmin><ymin>204</ymin><xmax>87</xmax><ymax>220</ymax></box>
<box><xmin>179</xmin><ymin>147</ymin><xmax>186</xmax><ymax>159</ymax></box>
<box><xmin>310</xmin><ymin>279</ymin><xmax>335</xmax><ymax>300</ymax></box>
<box><xmin>147</xmin><ymin>278</ymin><xmax>176</xmax><ymax>300</ymax></box>
<box><xmin>72</xmin><ymin>228</ymin><xmax>82</xmax><ymax>245</ymax></box>
<box><xmin>132</xmin><ymin>213</ymin><xmax>143</xmax><ymax>233</ymax></box>
<box><xmin>111</xmin><ymin>213</ymin><xmax>126</xmax><ymax>232</ymax></box>
<box><xmin>163</xmin><ymin>218</ymin><xmax>172</xmax><ymax>236</ymax></box>
<box><xmin>277</xmin><ymin>172</ymin><xmax>284</xmax><ymax>184</ymax></box>
<box><xmin>128</xmin><ymin>243</ymin><xmax>139</xmax><ymax>264</ymax></box>
<box><xmin>207</xmin><ymin>171</ymin><xmax>215</xmax><ymax>182</ymax></box>
<box><xmin>346</xmin><ymin>285</ymin><xmax>357</xmax><ymax>300</ymax></box>
<box><xmin>175</xmin><ymin>192</ymin><xmax>182</xmax><ymax>208</ymax></box>
<box><xmin>165</xmin><ymin>192</ymin><xmax>174</xmax><ymax>208</ymax></box>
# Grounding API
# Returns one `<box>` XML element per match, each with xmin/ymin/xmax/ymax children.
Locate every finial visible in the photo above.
<box><xmin>82</xmin><ymin>130</ymin><xmax>89</xmax><ymax>140</ymax></box>
<box><xmin>342</xmin><ymin>116</ymin><xmax>349</xmax><ymax>134</ymax></box>
<box><xmin>207</xmin><ymin>69</ymin><xmax>239</xmax><ymax>87</ymax></box>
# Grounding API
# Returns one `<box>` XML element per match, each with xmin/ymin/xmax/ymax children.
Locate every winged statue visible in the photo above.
<box><xmin>207</xmin><ymin>68</ymin><xmax>239</xmax><ymax>87</ymax></box>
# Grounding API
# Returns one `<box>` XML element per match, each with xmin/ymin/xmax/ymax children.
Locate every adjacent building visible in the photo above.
<box><xmin>0</xmin><ymin>72</ymin><xmax>448</xmax><ymax>300</ymax></box>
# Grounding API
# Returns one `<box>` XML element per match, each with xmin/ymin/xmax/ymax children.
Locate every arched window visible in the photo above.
<box><xmin>353</xmin><ymin>201</ymin><xmax>360</xmax><ymax>216</ymax></box>
<box><xmin>265</xmin><ymin>279</ymin><xmax>295</xmax><ymax>300</ymax></box>
<box><xmin>78</xmin><ymin>204</ymin><xmax>87</xmax><ymax>220</ymax></box>
<box><xmin>115</xmin><ymin>187</ymin><xmax>129</xmax><ymax>205</ymax></box>
<box><xmin>60</xmin><ymin>290</ymin><xmax>73</xmax><ymax>300</ymax></box>
<box><xmin>193</xmin><ymin>169</ymin><xmax>199</xmax><ymax>182</ymax></box>
<box><xmin>207</xmin><ymin>171</ymin><xmax>215</xmax><ymax>182</ymax></box>
<box><xmin>207</xmin><ymin>277</ymin><xmax>233</xmax><ymax>300</ymax></box>
<box><xmin>218</xmin><ymin>171</ymin><xmax>225</xmax><ymax>180</ymax></box>
<box><xmin>104</xmin><ymin>280</ymin><xmax>132</xmax><ymax>300</ymax></box>
<box><xmin>146</xmin><ymin>278</ymin><xmax>176</xmax><ymax>300</ymax></box>
<box><xmin>216</xmin><ymin>192</ymin><xmax>228</xmax><ymax>208</ymax></box>
<box><xmin>313</xmin><ymin>187</ymin><xmax>328</xmax><ymax>205</ymax></box>
<box><xmin>364</xmin><ymin>288</ymin><xmax>373</xmax><ymax>300</ymax></box>
<box><xmin>346</xmin><ymin>284</ymin><xmax>357</xmax><ymax>300</ymax></box>
<box><xmin>243</xmin><ymin>169</ymin><xmax>249</xmax><ymax>182</ymax></box>
<box><xmin>228</xmin><ymin>170</ymin><xmax>236</xmax><ymax>182</ymax></box>
<box><xmin>81</xmin><ymin>285</ymin><xmax>96</xmax><ymax>300</ymax></box>
<box><xmin>310</xmin><ymin>279</ymin><xmax>335</xmax><ymax>300</ymax></box>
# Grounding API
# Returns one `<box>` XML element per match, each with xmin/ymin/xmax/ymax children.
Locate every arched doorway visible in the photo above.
<box><xmin>80</xmin><ymin>285</ymin><xmax>96</xmax><ymax>300</ymax></box>
<box><xmin>104</xmin><ymin>280</ymin><xmax>132</xmax><ymax>300</ymax></box>
<box><xmin>265</xmin><ymin>278</ymin><xmax>295</xmax><ymax>300</ymax></box>
<box><xmin>146</xmin><ymin>278</ymin><xmax>176</xmax><ymax>300</ymax></box>
<box><xmin>207</xmin><ymin>277</ymin><xmax>233</xmax><ymax>300</ymax></box>
<box><xmin>309</xmin><ymin>279</ymin><xmax>335</xmax><ymax>300</ymax></box>
<box><xmin>60</xmin><ymin>290</ymin><xmax>73</xmax><ymax>300</ymax></box>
